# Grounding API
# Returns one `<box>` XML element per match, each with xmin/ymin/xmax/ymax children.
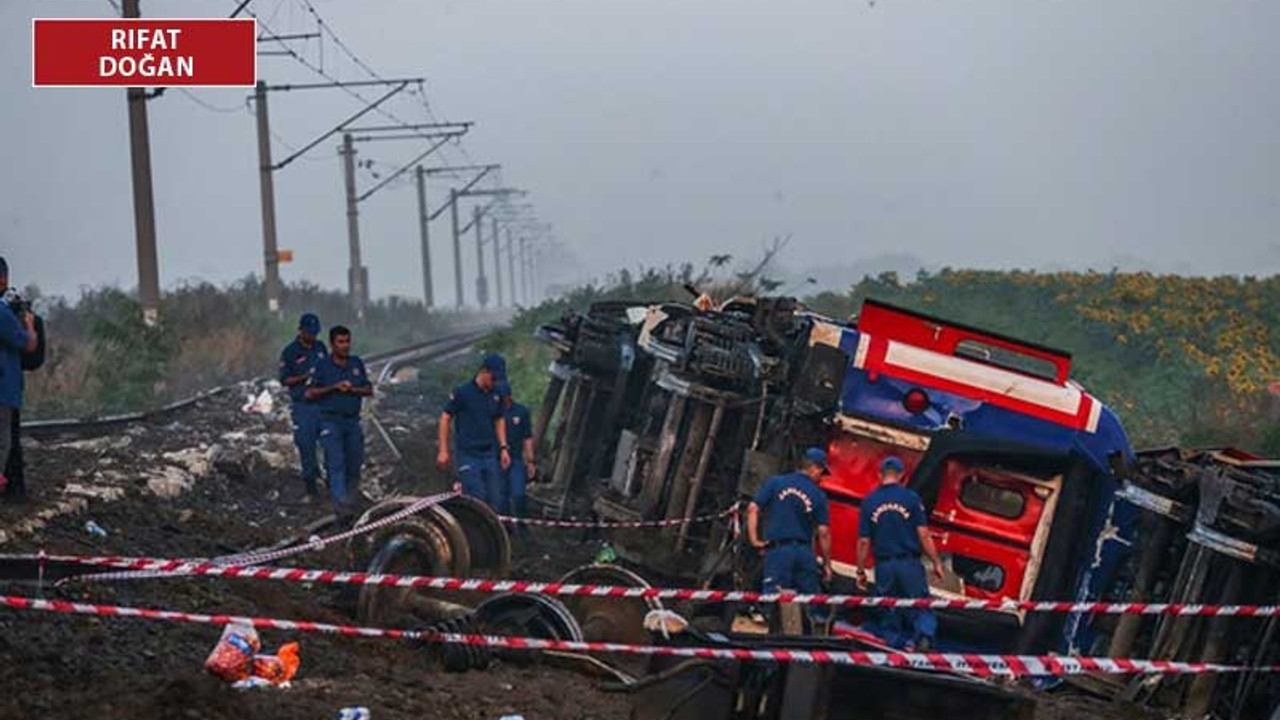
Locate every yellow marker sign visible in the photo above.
<box><xmin>278</xmin><ymin>250</ymin><xmax>294</xmax><ymax>263</ymax></box>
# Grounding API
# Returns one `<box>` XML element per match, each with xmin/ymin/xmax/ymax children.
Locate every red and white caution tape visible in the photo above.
<box><xmin>47</xmin><ymin>555</ymin><xmax>1280</xmax><ymax>617</ymax></box>
<box><xmin>66</xmin><ymin>491</ymin><xmax>458</xmax><ymax>584</ymax></box>
<box><xmin>221</xmin><ymin>490</ymin><xmax>457</xmax><ymax>566</ymax></box>
<box><xmin>497</xmin><ymin>505</ymin><xmax>738</xmax><ymax>529</ymax></box>
<box><xmin>1</xmin><ymin>594</ymin><xmax>1275</xmax><ymax>677</ymax></box>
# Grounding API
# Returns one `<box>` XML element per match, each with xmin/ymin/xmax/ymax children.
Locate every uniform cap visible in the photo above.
<box><xmin>802</xmin><ymin>447</ymin><xmax>831</xmax><ymax>475</ymax></box>
<box><xmin>298</xmin><ymin>313</ymin><xmax>321</xmax><ymax>334</ymax></box>
<box><xmin>481</xmin><ymin>352</ymin><xmax>507</xmax><ymax>377</ymax></box>
<box><xmin>880</xmin><ymin>456</ymin><xmax>905</xmax><ymax>475</ymax></box>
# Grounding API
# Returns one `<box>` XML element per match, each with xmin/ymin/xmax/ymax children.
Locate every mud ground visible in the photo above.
<box><xmin>0</xmin><ymin>361</ymin><xmax>1159</xmax><ymax>720</ymax></box>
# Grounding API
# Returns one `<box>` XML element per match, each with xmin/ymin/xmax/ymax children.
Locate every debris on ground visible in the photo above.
<box><xmin>205</xmin><ymin>623</ymin><xmax>262</xmax><ymax>682</ymax></box>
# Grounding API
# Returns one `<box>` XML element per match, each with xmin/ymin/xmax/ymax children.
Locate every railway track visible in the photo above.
<box><xmin>24</xmin><ymin>326</ymin><xmax>498</xmax><ymax>438</ymax></box>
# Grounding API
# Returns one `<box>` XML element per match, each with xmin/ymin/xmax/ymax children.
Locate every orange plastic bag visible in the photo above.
<box><xmin>250</xmin><ymin>642</ymin><xmax>301</xmax><ymax>685</ymax></box>
<box><xmin>204</xmin><ymin>623</ymin><xmax>262</xmax><ymax>682</ymax></box>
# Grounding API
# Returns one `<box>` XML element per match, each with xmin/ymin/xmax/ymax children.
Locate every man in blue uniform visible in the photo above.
<box><xmin>278</xmin><ymin>313</ymin><xmax>327</xmax><ymax>500</ymax></box>
<box><xmin>747</xmin><ymin>447</ymin><xmax>833</xmax><ymax>594</ymax></box>
<box><xmin>306</xmin><ymin>325</ymin><xmax>373</xmax><ymax>518</ymax></box>
<box><xmin>437</xmin><ymin>353</ymin><xmax>511</xmax><ymax>508</ymax></box>
<box><xmin>496</xmin><ymin>381</ymin><xmax>536</xmax><ymax>519</ymax></box>
<box><xmin>854</xmin><ymin>456</ymin><xmax>945</xmax><ymax>650</ymax></box>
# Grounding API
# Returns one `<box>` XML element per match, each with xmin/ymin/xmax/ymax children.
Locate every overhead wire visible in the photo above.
<box><xmin>243</xmin><ymin>3</ymin><xmax>473</xmax><ymax>174</ymax></box>
<box><xmin>290</xmin><ymin>0</ymin><xmax>478</xmax><ymax>168</ymax></box>
<box><xmin>176</xmin><ymin>89</ymin><xmax>248</xmax><ymax>114</ymax></box>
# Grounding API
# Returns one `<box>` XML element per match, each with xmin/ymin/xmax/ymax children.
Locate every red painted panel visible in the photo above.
<box><xmin>821</xmin><ymin>433</ymin><xmax>925</xmax><ymax>502</ymax></box>
<box><xmin>931</xmin><ymin>460</ymin><xmax>1050</xmax><ymax>547</ymax></box>
<box><xmin>860</xmin><ymin>334</ymin><xmax>1094</xmax><ymax>431</ymax></box>
<box><xmin>857</xmin><ymin>299</ymin><xmax>1071</xmax><ymax>384</ymax></box>
<box><xmin>829</xmin><ymin>499</ymin><xmax>862</xmax><ymax>567</ymax></box>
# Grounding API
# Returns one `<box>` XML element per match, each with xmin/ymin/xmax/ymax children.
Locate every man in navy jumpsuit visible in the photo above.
<box><xmin>278</xmin><ymin>313</ymin><xmax>326</xmax><ymax>500</ymax></box>
<box><xmin>854</xmin><ymin>456</ymin><xmax>946</xmax><ymax>650</ymax></box>
<box><xmin>437</xmin><ymin>353</ymin><xmax>510</xmax><ymax>509</ymax></box>
<box><xmin>747</xmin><ymin>447</ymin><xmax>834</xmax><ymax>594</ymax></box>
<box><xmin>306</xmin><ymin>325</ymin><xmax>373</xmax><ymax>518</ymax></box>
<box><xmin>496</xmin><ymin>381</ymin><xmax>536</xmax><ymax>518</ymax></box>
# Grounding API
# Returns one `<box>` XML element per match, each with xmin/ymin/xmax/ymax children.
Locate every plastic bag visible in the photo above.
<box><xmin>204</xmin><ymin>623</ymin><xmax>261</xmax><ymax>682</ymax></box>
<box><xmin>250</xmin><ymin>642</ymin><xmax>301</xmax><ymax>686</ymax></box>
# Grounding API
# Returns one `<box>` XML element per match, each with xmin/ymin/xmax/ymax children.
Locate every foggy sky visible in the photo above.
<box><xmin>4</xmin><ymin>0</ymin><xmax>1279</xmax><ymax>301</ymax></box>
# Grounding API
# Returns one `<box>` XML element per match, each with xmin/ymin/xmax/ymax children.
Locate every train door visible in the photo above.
<box><xmin>928</xmin><ymin>459</ymin><xmax>1062</xmax><ymax>601</ymax></box>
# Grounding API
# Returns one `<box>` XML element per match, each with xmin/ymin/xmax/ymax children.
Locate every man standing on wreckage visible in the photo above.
<box><xmin>747</xmin><ymin>447</ymin><xmax>835</xmax><ymax>631</ymax></box>
<box><xmin>437</xmin><ymin>353</ymin><xmax>511</xmax><ymax>509</ymax></box>
<box><xmin>854</xmin><ymin>456</ymin><xmax>946</xmax><ymax>652</ymax></box>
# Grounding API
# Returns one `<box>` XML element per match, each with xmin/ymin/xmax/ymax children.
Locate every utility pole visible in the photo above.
<box><xmin>339</xmin><ymin>133</ymin><xmax>367</xmax><ymax>315</ymax></box>
<box><xmin>451</xmin><ymin>187</ymin><xmax>526</xmax><ymax>308</ymax></box>
<box><xmin>253</xmin><ymin>80</ymin><xmax>282</xmax><ymax>314</ymax></box>
<box><xmin>420</xmin><ymin>166</ymin><xmax>499</xmax><ymax>309</ymax></box>
<box><xmin>253</xmin><ymin>77</ymin><xmax>425</xmax><ymax>316</ymax></box>
<box><xmin>123</xmin><ymin>0</ymin><xmax>161</xmax><ymax>325</ymax></box>
<box><xmin>342</xmin><ymin>124</ymin><xmax>466</xmax><ymax>312</ymax></box>
<box><xmin>506</xmin><ymin>230</ymin><xmax>516</xmax><ymax>307</ymax></box>
<box><xmin>519</xmin><ymin>236</ymin><xmax>529</xmax><ymax>305</ymax></box>
<box><xmin>491</xmin><ymin>216</ymin><xmax>503</xmax><ymax>307</ymax></box>
<box><xmin>531</xmin><ymin>247</ymin><xmax>540</xmax><ymax>303</ymax></box>
<box><xmin>450</xmin><ymin>189</ymin><xmax>463</xmax><ymax>308</ymax></box>
<box><xmin>473</xmin><ymin>206</ymin><xmax>488</xmax><ymax>308</ymax></box>
<box><xmin>414</xmin><ymin>165</ymin><xmax>433</xmax><ymax>307</ymax></box>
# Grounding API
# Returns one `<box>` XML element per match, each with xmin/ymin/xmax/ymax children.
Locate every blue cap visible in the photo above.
<box><xmin>496</xmin><ymin>380</ymin><xmax>512</xmax><ymax>398</ymax></box>
<box><xmin>481</xmin><ymin>352</ymin><xmax>507</xmax><ymax>377</ymax></box>
<box><xmin>298</xmin><ymin>313</ymin><xmax>321</xmax><ymax>334</ymax></box>
<box><xmin>802</xmin><ymin>447</ymin><xmax>831</xmax><ymax>475</ymax></box>
<box><xmin>880</xmin><ymin>456</ymin><xmax>905</xmax><ymax>475</ymax></box>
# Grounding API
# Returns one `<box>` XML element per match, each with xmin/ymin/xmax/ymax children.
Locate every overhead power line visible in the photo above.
<box><xmin>290</xmin><ymin>0</ymin><xmax>476</xmax><ymax>166</ymax></box>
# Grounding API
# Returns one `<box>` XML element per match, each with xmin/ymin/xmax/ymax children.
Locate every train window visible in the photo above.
<box><xmin>952</xmin><ymin>556</ymin><xmax>1005</xmax><ymax>593</ymax></box>
<box><xmin>959</xmin><ymin>476</ymin><xmax>1026</xmax><ymax>519</ymax></box>
<box><xmin>955</xmin><ymin>339</ymin><xmax>1059</xmax><ymax>381</ymax></box>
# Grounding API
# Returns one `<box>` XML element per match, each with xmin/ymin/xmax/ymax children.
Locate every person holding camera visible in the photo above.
<box><xmin>0</xmin><ymin>257</ymin><xmax>38</xmax><ymax>502</ymax></box>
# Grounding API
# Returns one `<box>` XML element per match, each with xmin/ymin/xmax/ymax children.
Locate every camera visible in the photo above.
<box><xmin>2</xmin><ymin>288</ymin><xmax>30</xmax><ymax>317</ymax></box>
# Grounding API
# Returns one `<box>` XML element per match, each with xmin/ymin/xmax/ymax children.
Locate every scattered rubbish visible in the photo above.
<box><xmin>250</xmin><ymin>641</ymin><xmax>301</xmax><ymax>686</ymax></box>
<box><xmin>204</xmin><ymin>622</ymin><xmax>261</xmax><ymax>682</ymax></box>
<box><xmin>83</xmin><ymin>521</ymin><xmax>108</xmax><ymax>538</ymax></box>
<box><xmin>231</xmin><ymin>676</ymin><xmax>289</xmax><ymax>690</ymax></box>
<box><xmin>643</xmin><ymin>609</ymin><xmax>689</xmax><ymax>638</ymax></box>
<box><xmin>498</xmin><ymin>715</ymin><xmax>525</xmax><ymax>720</ymax></box>
<box><xmin>594</xmin><ymin>542</ymin><xmax>617</xmax><ymax>564</ymax></box>
<box><xmin>241</xmin><ymin>389</ymin><xmax>274</xmax><ymax>415</ymax></box>
<box><xmin>336</xmin><ymin>707</ymin><xmax>371</xmax><ymax>720</ymax></box>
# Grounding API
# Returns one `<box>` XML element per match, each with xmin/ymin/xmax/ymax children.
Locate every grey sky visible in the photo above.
<box><xmin>4</xmin><ymin>0</ymin><xmax>1279</xmax><ymax>301</ymax></box>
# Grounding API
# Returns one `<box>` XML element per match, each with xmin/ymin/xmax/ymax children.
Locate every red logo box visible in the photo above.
<box><xmin>32</xmin><ymin>18</ymin><xmax>256</xmax><ymax>87</ymax></box>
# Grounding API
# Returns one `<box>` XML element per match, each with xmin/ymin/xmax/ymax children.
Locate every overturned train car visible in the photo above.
<box><xmin>528</xmin><ymin>297</ymin><xmax>1279</xmax><ymax>669</ymax></box>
